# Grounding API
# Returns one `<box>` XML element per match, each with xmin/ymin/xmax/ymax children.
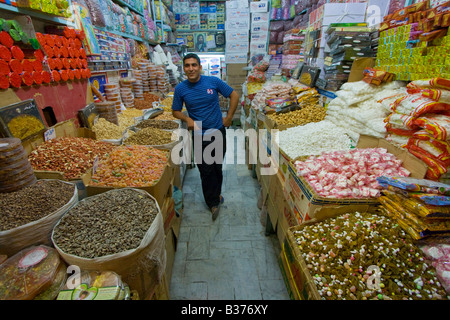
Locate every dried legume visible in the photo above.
<box><xmin>0</xmin><ymin>180</ymin><xmax>75</xmax><ymax>231</ymax></box>
<box><xmin>52</xmin><ymin>188</ymin><xmax>159</xmax><ymax>258</ymax></box>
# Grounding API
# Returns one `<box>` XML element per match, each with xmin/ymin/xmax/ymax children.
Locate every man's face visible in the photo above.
<box><xmin>183</xmin><ymin>57</ymin><xmax>202</xmax><ymax>83</ymax></box>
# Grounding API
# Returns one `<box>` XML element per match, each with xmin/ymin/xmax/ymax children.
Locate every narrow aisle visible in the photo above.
<box><xmin>169</xmin><ymin>129</ymin><xmax>290</xmax><ymax>300</ymax></box>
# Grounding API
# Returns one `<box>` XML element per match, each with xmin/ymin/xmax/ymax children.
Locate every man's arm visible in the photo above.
<box><xmin>172</xmin><ymin>110</ymin><xmax>198</xmax><ymax>131</ymax></box>
<box><xmin>222</xmin><ymin>90</ymin><xmax>239</xmax><ymax>128</ymax></box>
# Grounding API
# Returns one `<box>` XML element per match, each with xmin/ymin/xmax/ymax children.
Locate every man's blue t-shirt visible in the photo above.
<box><xmin>172</xmin><ymin>75</ymin><xmax>234</xmax><ymax>133</ymax></box>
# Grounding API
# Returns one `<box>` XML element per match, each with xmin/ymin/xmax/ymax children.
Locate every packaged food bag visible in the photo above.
<box><xmin>0</xmin><ymin>245</ymin><xmax>61</xmax><ymax>300</ymax></box>
<box><xmin>57</xmin><ymin>270</ymin><xmax>125</xmax><ymax>300</ymax></box>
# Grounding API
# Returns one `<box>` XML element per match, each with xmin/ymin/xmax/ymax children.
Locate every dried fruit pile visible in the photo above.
<box><xmin>28</xmin><ymin>137</ymin><xmax>116</xmax><ymax>179</ymax></box>
<box><xmin>292</xmin><ymin>211</ymin><xmax>448</xmax><ymax>300</ymax></box>
<box><xmin>90</xmin><ymin>145</ymin><xmax>168</xmax><ymax>187</ymax></box>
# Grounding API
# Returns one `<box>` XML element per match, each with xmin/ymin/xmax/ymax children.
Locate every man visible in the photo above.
<box><xmin>172</xmin><ymin>53</ymin><xmax>239</xmax><ymax>221</ymax></box>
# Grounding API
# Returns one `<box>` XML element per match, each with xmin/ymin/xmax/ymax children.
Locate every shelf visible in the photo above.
<box><xmin>95</xmin><ymin>26</ymin><xmax>160</xmax><ymax>45</ymax></box>
<box><xmin>112</xmin><ymin>0</ymin><xmax>144</xmax><ymax>16</ymax></box>
<box><xmin>91</xmin><ymin>69</ymin><xmax>128</xmax><ymax>74</ymax></box>
<box><xmin>0</xmin><ymin>3</ymin><xmax>75</xmax><ymax>27</ymax></box>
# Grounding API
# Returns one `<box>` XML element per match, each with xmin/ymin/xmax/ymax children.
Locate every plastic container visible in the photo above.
<box><xmin>0</xmin><ymin>100</ymin><xmax>46</xmax><ymax>140</ymax></box>
<box><xmin>0</xmin><ymin>245</ymin><xmax>61</xmax><ymax>300</ymax></box>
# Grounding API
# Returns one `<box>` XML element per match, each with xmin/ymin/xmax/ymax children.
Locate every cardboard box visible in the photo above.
<box><xmin>225</xmin><ymin>53</ymin><xmax>248</xmax><ymax>64</ymax></box>
<box><xmin>282</xmin><ymin>134</ymin><xmax>428</xmax><ymax>225</ymax></box>
<box><xmin>278</xmin><ymin>247</ymin><xmax>299</xmax><ymax>300</ymax></box>
<box><xmin>23</xmin><ymin>119</ymin><xmax>97</xmax><ymax>183</ymax></box>
<box><xmin>225</xmin><ymin>20</ymin><xmax>250</xmax><ymax>31</ymax></box>
<box><xmin>226</xmin><ymin>63</ymin><xmax>248</xmax><ymax>76</ymax></box>
<box><xmin>82</xmin><ymin>162</ymin><xmax>174</xmax><ymax>209</ymax></box>
<box><xmin>282</xmin><ymin>225</ymin><xmax>322</xmax><ymax>300</ymax></box>
<box><xmin>225</xmin><ymin>40</ymin><xmax>249</xmax><ymax>53</ymax></box>
<box><xmin>226</xmin><ymin>30</ymin><xmax>249</xmax><ymax>42</ymax></box>
<box><xmin>251</xmin><ymin>12</ymin><xmax>269</xmax><ymax>24</ymax></box>
<box><xmin>250</xmin><ymin>0</ymin><xmax>269</xmax><ymax>13</ymax></box>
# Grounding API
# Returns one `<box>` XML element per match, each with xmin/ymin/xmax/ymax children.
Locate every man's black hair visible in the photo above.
<box><xmin>183</xmin><ymin>53</ymin><xmax>201</xmax><ymax>66</ymax></box>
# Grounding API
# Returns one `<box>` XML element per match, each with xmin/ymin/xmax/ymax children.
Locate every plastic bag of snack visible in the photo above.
<box><xmin>408</xmin><ymin>132</ymin><xmax>450</xmax><ymax>165</ymax></box>
<box><xmin>407</xmin><ymin>77</ymin><xmax>450</xmax><ymax>93</ymax></box>
<box><xmin>376</xmin><ymin>176</ymin><xmax>450</xmax><ymax>195</ymax></box>
<box><xmin>57</xmin><ymin>270</ymin><xmax>123</xmax><ymax>300</ymax></box>
<box><xmin>413</xmin><ymin>114</ymin><xmax>450</xmax><ymax>141</ymax></box>
<box><xmin>0</xmin><ymin>245</ymin><xmax>61</xmax><ymax>300</ymax></box>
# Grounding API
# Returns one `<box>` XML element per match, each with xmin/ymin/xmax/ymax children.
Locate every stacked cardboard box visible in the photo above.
<box><xmin>226</xmin><ymin>63</ymin><xmax>247</xmax><ymax>98</ymax></box>
<box><xmin>250</xmin><ymin>2</ymin><xmax>270</xmax><ymax>61</ymax></box>
<box><xmin>225</xmin><ymin>0</ymin><xmax>250</xmax><ymax>64</ymax></box>
<box><xmin>306</xmin><ymin>2</ymin><xmax>368</xmax><ymax>81</ymax></box>
<box><xmin>323</xmin><ymin>24</ymin><xmax>374</xmax><ymax>91</ymax></box>
<box><xmin>375</xmin><ymin>0</ymin><xmax>450</xmax><ymax>81</ymax></box>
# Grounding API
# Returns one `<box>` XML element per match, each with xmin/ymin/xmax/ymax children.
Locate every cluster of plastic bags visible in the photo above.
<box><xmin>385</xmin><ymin>77</ymin><xmax>450</xmax><ymax>180</ymax></box>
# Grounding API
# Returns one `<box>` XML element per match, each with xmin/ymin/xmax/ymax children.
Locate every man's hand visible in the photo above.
<box><xmin>187</xmin><ymin>117</ymin><xmax>201</xmax><ymax>131</ymax></box>
<box><xmin>223</xmin><ymin>116</ymin><xmax>232</xmax><ymax>128</ymax></box>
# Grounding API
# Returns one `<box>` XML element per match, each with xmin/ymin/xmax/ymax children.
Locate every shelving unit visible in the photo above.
<box><xmin>0</xmin><ymin>2</ymin><xmax>75</xmax><ymax>27</ymax></box>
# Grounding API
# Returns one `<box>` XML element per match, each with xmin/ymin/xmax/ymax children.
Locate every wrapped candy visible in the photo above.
<box><xmin>295</xmin><ymin>148</ymin><xmax>410</xmax><ymax>199</ymax></box>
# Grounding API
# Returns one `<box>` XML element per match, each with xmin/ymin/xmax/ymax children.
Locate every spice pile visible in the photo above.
<box><xmin>0</xmin><ymin>179</ymin><xmax>75</xmax><ymax>231</ymax></box>
<box><xmin>124</xmin><ymin>127</ymin><xmax>174</xmax><ymax>146</ymax></box>
<box><xmin>7</xmin><ymin>114</ymin><xmax>45</xmax><ymax>140</ymax></box>
<box><xmin>52</xmin><ymin>188</ymin><xmax>159</xmax><ymax>258</ymax></box>
<box><xmin>292</xmin><ymin>211</ymin><xmax>448</xmax><ymax>300</ymax></box>
<box><xmin>28</xmin><ymin>137</ymin><xmax>116</xmax><ymax>179</ymax></box>
<box><xmin>90</xmin><ymin>145</ymin><xmax>167</xmax><ymax>187</ymax></box>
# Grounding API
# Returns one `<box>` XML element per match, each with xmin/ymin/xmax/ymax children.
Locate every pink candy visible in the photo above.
<box><xmin>295</xmin><ymin>148</ymin><xmax>409</xmax><ymax>199</ymax></box>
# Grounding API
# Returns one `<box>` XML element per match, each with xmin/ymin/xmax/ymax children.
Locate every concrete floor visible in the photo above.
<box><xmin>169</xmin><ymin>129</ymin><xmax>290</xmax><ymax>300</ymax></box>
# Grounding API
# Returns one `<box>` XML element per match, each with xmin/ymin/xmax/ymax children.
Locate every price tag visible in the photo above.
<box><xmin>92</xmin><ymin>156</ymin><xmax>99</xmax><ymax>175</ymax></box>
<box><xmin>44</xmin><ymin>128</ymin><xmax>56</xmax><ymax>141</ymax></box>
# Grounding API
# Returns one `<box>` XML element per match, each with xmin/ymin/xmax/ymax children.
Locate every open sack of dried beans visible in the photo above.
<box><xmin>51</xmin><ymin>188</ymin><xmax>166</xmax><ymax>299</ymax></box>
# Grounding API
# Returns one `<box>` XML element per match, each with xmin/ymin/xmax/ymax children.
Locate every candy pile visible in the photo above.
<box><xmin>251</xmin><ymin>81</ymin><xmax>292</xmax><ymax>110</ymax></box>
<box><xmin>275</xmin><ymin>120</ymin><xmax>353</xmax><ymax>160</ymax></box>
<box><xmin>292</xmin><ymin>211</ymin><xmax>448</xmax><ymax>300</ymax></box>
<box><xmin>90</xmin><ymin>145</ymin><xmax>167</xmax><ymax>187</ymax></box>
<box><xmin>28</xmin><ymin>137</ymin><xmax>116</xmax><ymax>180</ymax></box>
<box><xmin>294</xmin><ymin>148</ymin><xmax>410</xmax><ymax>198</ymax></box>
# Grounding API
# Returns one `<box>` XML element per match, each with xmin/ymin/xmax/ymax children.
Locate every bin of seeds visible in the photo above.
<box><xmin>124</xmin><ymin>127</ymin><xmax>179</xmax><ymax>150</ymax></box>
<box><xmin>0</xmin><ymin>179</ymin><xmax>78</xmax><ymax>256</ymax></box>
<box><xmin>0</xmin><ymin>137</ymin><xmax>36</xmax><ymax>193</ymax></box>
<box><xmin>284</xmin><ymin>211</ymin><xmax>449</xmax><ymax>300</ymax></box>
<box><xmin>51</xmin><ymin>188</ymin><xmax>166</xmax><ymax>299</ymax></box>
